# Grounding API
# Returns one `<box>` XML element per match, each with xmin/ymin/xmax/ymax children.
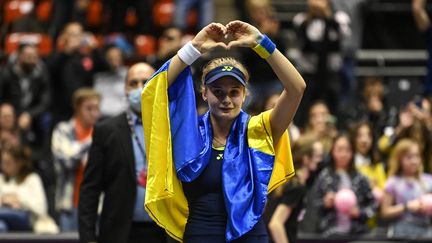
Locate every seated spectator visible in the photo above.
<box><xmin>339</xmin><ymin>77</ymin><xmax>390</xmax><ymax>138</ymax></box>
<box><xmin>51</xmin><ymin>88</ymin><xmax>101</xmax><ymax>232</ymax></box>
<box><xmin>303</xmin><ymin>101</ymin><xmax>337</xmax><ymax>155</ymax></box>
<box><xmin>48</xmin><ymin>22</ymin><xmax>105</xmax><ymax>125</ymax></box>
<box><xmin>266</xmin><ymin>135</ymin><xmax>324</xmax><ymax>243</ymax></box>
<box><xmin>151</xmin><ymin>26</ymin><xmax>184</xmax><ymax>69</ymax></box>
<box><xmin>381</xmin><ymin>139</ymin><xmax>432</xmax><ymax>239</ymax></box>
<box><xmin>0</xmin><ymin>145</ymin><xmax>48</xmax><ymax>232</ymax></box>
<box><xmin>379</xmin><ymin>98</ymin><xmax>432</xmax><ymax>172</ymax></box>
<box><xmin>93</xmin><ymin>46</ymin><xmax>128</xmax><ymax>118</ymax></box>
<box><xmin>0</xmin><ymin>104</ymin><xmax>20</xmax><ymax>149</ymax></box>
<box><xmin>313</xmin><ymin>134</ymin><xmax>376</xmax><ymax>237</ymax></box>
<box><xmin>263</xmin><ymin>92</ymin><xmax>301</xmax><ymax>142</ymax></box>
<box><xmin>0</xmin><ymin>44</ymin><xmax>51</xmax><ymax>151</ymax></box>
<box><xmin>351</xmin><ymin>121</ymin><xmax>386</xmax><ymax>204</ymax></box>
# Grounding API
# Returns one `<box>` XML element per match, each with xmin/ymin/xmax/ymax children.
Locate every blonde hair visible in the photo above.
<box><xmin>201</xmin><ymin>57</ymin><xmax>249</xmax><ymax>87</ymax></box>
<box><xmin>72</xmin><ymin>88</ymin><xmax>101</xmax><ymax>111</ymax></box>
<box><xmin>388</xmin><ymin>139</ymin><xmax>423</xmax><ymax>178</ymax></box>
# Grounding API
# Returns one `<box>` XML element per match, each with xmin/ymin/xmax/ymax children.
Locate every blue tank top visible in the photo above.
<box><xmin>182</xmin><ymin>148</ymin><xmax>267</xmax><ymax>238</ymax></box>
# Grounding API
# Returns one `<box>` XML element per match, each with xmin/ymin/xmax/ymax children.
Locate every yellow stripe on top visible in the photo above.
<box><xmin>141</xmin><ymin>70</ymin><xmax>188</xmax><ymax>242</ymax></box>
<box><xmin>247</xmin><ymin>109</ymin><xmax>295</xmax><ymax>193</ymax></box>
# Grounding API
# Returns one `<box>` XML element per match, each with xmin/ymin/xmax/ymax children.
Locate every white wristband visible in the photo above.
<box><xmin>177</xmin><ymin>41</ymin><xmax>201</xmax><ymax>65</ymax></box>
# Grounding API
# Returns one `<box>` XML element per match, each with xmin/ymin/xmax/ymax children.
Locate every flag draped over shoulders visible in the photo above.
<box><xmin>141</xmin><ymin>59</ymin><xmax>294</xmax><ymax>242</ymax></box>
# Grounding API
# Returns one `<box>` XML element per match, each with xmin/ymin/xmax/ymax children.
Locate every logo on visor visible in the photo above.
<box><xmin>222</xmin><ymin>66</ymin><xmax>233</xmax><ymax>71</ymax></box>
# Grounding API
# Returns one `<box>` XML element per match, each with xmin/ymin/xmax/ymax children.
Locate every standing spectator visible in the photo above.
<box><xmin>266</xmin><ymin>136</ymin><xmax>324</xmax><ymax>243</ymax></box>
<box><xmin>48</xmin><ymin>22</ymin><xmax>106</xmax><ymax>125</ymax></box>
<box><xmin>293</xmin><ymin>0</ymin><xmax>351</xmax><ymax>125</ymax></box>
<box><xmin>93</xmin><ymin>46</ymin><xmax>128</xmax><ymax>118</ymax></box>
<box><xmin>52</xmin><ymin>88</ymin><xmax>101</xmax><ymax>232</ymax></box>
<box><xmin>174</xmin><ymin>0</ymin><xmax>213</xmax><ymax>31</ymax></box>
<box><xmin>412</xmin><ymin>0</ymin><xmax>432</xmax><ymax>96</ymax></box>
<box><xmin>381</xmin><ymin>139</ymin><xmax>432</xmax><ymax>239</ymax></box>
<box><xmin>313</xmin><ymin>134</ymin><xmax>376</xmax><ymax>237</ymax></box>
<box><xmin>0</xmin><ymin>146</ymin><xmax>48</xmax><ymax>232</ymax></box>
<box><xmin>79</xmin><ymin>63</ymin><xmax>167</xmax><ymax>243</ymax></box>
<box><xmin>0</xmin><ymin>44</ymin><xmax>51</xmax><ymax>150</ymax></box>
<box><xmin>240</xmin><ymin>0</ymin><xmax>287</xmax><ymax>113</ymax></box>
<box><xmin>332</xmin><ymin>0</ymin><xmax>368</xmax><ymax>102</ymax></box>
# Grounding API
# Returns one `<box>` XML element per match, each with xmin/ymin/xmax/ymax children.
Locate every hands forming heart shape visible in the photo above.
<box><xmin>191</xmin><ymin>20</ymin><xmax>263</xmax><ymax>53</ymax></box>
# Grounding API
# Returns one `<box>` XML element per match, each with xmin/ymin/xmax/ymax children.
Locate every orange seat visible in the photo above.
<box><xmin>152</xmin><ymin>0</ymin><xmax>174</xmax><ymax>28</ymax></box>
<box><xmin>36</xmin><ymin>0</ymin><xmax>52</xmax><ymax>23</ymax></box>
<box><xmin>125</xmin><ymin>7</ymin><xmax>138</xmax><ymax>27</ymax></box>
<box><xmin>3</xmin><ymin>0</ymin><xmax>35</xmax><ymax>24</ymax></box>
<box><xmin>5</xmin><ymin>33</ymin><xmax>53</xmax><ymax>57</ymax></box>
<box><xmin>135</xmin><ymin>35</ymin><xmax>156</xmax><ymax>57</ymax></box>
<box><xmin>87</xmin><ymin>0</ymin><xmax>103</xmax><ymax>27</ymax></box>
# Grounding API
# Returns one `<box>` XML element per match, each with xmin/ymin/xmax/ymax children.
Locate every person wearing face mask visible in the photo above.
<box><xmin>79</xmin><ymin>63</ymin><xmax>169</xmax><ymax>243</ymax></box>
<box><xmin>0</xmin><ymin>43</ymin><xmax>51</xmax><ymax>151</ymax></box>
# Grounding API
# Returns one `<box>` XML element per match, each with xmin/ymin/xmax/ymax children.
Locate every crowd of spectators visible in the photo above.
<box><xmin>1</xmin><ymin>0</ymin><xmax>432</xmax><ymax>242</ymax></box>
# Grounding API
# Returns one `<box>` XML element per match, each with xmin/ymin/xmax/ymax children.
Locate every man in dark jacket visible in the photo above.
<box><xmin>0</xmin><ymin>43</ymin><xmax>51</xmax><ymax>147</ymax></box>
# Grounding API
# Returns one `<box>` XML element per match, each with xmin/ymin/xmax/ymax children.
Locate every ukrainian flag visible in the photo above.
<box><xmin>142</xmin><ymin>60</ymin><xmax>294</xmax><ymax>242</ymax></box>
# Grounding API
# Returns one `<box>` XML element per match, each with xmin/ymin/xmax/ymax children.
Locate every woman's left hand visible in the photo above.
<box><xmin>226</xmin><ymin>20</ymin><xmax>263</xmax><ymax>49</ymax></box>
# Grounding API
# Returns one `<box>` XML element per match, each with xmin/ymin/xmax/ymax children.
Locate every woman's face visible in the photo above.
<box><xmin>355</xmin><ymin>125</ymin><xmax>372</xmax><ymax>156</ymax></box>
<box><xmin>0</xmin><ymin>152</ymin><xmax>21</xmax><ymax>177</ymax></box>
<box><xmin>203</xmin><ymin>77</ymin><xmax>246</xmax><ymax>123</ymax></box>
<box><xmin>309</xmin><ymin>103</ymin><xmax>330</xmax><ymax>133</ymax></box>
<box><xmin>401</xmin><ymin>145</ymin><xmax>421</xmax><ymax>177</ymax></box>
<box><xmin>332</xmin><ymin>137</ymin><xmax>353</xmax><ymax>170</ymax></box>
<box><xmin>0</xmin><ymin>104</ymin><xmax>16</xmax><ymax>131</ymax></box>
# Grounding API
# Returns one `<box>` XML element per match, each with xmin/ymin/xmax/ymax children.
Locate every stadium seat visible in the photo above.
<box><xmin>36</xmin><ymin>0</ymin><xmax>52</xmax><ymax>23</ymax></box>
<box><xmin>135</xmin><ymin>35</ymin><xmax>156</xmax><ymax>57</ymax></box>
<box><xmin>87</xmin><ymin>0</ymin><xmax>103</xmax><ymax>27</ymax></box>
<box><xmin>152</xmin><ymin>0</ymin><xmax>174</xmax><ymax>28</ymax></box>
<box><xmin>125</xmin><ymin>7</ymin><xmax>138</xmax><ymax>27</ymax></box>
<box><xmin>5</xmin><ymin>32</ymin><xmax>52</xmax><ymax>56</ymax></box>
<box><xmin>3</xmin><ymin>0</ymin><xmax>35</xmax><ymax>24</ymax></box>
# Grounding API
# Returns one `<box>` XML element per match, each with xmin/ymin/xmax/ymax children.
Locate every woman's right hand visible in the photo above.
<box><xmin>407</xmin><ymin>199</ymin><xmax>422</xmax><ymax>213</ymax></box>
<box><xmin>324</xmin><ymin>191</ymin><xmax>335</xmax><ymax>208</ymax></box>
<box><xmin>191</xmin><ymin>23</ymin><xmax>227</xmax><ymax>53</ymax></box>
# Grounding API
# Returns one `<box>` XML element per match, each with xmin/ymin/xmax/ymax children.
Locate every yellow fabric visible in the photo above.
<box><xmin>142</xmin><ymin>78</ymin><xmax>294</xmax><ymax>241</ymax></box>
<box><xmin>252</xmin><ymin>44</ymin><xmax>271</xmax><ymax>59</ymax></box>
<box><xmin>247</xmin><ymin>110</ymin><xmax>295</xmax><ymax>193</ymax></box>
<box><xmin>357</xmin><ymin>163</ymin><xmax>387</xmax><ymax>189</ymax></box>
<box><xmin>141</xmin><ymin>70</ymin><xmax>188</xmax><ymax>242</ymax></box>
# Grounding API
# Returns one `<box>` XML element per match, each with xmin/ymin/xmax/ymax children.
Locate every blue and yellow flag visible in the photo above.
<box><xmin>142</xmin><ymin>60</ymin><xmax>294</xmax><ymax>242</ymax></box>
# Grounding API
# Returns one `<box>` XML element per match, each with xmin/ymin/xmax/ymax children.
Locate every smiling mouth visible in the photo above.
<box><xmin>219</xmin><ymin>107</ymin><xmax>233</xmax><ymax>112</ymax></box>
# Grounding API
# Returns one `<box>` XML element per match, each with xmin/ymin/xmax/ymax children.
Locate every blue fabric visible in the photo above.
<box><xmin>204</xmin><ymin>65</ymin><xmax>246</xmax><ymax>86</ymax></box>
<box><xmin>260</xmin><ymin>35</ymin><xmax>276</xmax><ymax>55</ymax></box>
<box><xmin>167</xmin><ymin>62</ymin><xmax>276</xmax><ymax>241</ymax></box>
<box><xmin>59</xmin><ymin>208</ymin><xmax>78</xmax><ymax>232</ymax></box>
<box><xmin>0</xmin><ymin>207</ymin><xmax>31</xmax><ymax>231</ymax></box>
<box><xmin>129</xmin><ymin>111</ymin><xmax>153</xmax><ymax>222</ymax></box>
